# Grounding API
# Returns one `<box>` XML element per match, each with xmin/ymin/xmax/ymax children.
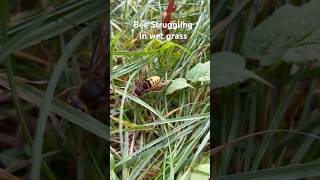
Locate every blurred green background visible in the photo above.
<box><xmin>0</xmin><ymin>0</ymin><xmax>107</xmax><ymax>179</ymax></box>
<box><xmin>213</xmin><ymin>0</ymin><xmax>320</xmax><ymax>179</ymax></box>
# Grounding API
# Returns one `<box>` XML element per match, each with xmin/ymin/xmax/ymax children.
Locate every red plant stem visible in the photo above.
<box><xmin>162</xmin><ymin>0</ymin><xmax>175</xmax><ymax>36</ymax></box>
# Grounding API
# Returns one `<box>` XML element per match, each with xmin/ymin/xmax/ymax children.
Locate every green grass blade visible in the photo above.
<box><xmin>0</xmin><ymin>78</ymin><xmax>108</xmax><ymax>139</ymax></box>
<box><xmin>0</xmin><ymin>0</ymin><xmax>106</xmax><ymax>63</ymax></box>
<box><xmin>0</xmin><ymin>0</ymin><xmax>32</xmax><ymax>145</ymax></box>
<box><xmin>141</xmin><ymin>113</ymin><xmax>209</xmax><ymax>126</ymax></box>
<box><xmin>215</xmin><ymin>161</ymin><xmax>320</xmax><ymax>180</ymax></box>
<box><xmin>114</xmin><ymin>88</ymin><xmax>165</xmax><ymax>121</ymax></box>
<box><xmin>30</xmin><ymin>22</ymin><xmax>97</xmax><ymax>180</ymax></box>
<box><xmin>252</xmin><ymin>66</ymin><xmax>306</xmax><ymax>170</ymax></box>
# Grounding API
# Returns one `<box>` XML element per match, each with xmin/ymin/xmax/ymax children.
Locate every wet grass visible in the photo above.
<box><xmin>110</xmin><ymin>0</ymin><xmax>210</xmax><ymax>179</ymax></box>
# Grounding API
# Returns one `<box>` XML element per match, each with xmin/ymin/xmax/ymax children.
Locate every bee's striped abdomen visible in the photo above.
<box><xmin>134</xmin><ymin>76</ymin><xmax>161</xmax><ymax>97</ymax></box>
<box><xmin>142</xmin><ymin>76</ymin><xmax>160</xmax><ymax>89</ymax></box>
<box><xmin>147</xmin><ymin>76</ymin><xmax>160</xmax><ymax>87</ymax></box>
<box><xmin>143</xmin><ymin>80</ymin><xmax>152</xmax><ymax>89</ymax></box>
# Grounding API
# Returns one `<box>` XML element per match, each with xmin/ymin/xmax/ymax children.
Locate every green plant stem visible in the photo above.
<box><xmin>31</xmin><ymin>23</ymin><xmax>96</xmax><ymax>180</ymax></box>
<box><xmin>0</xmin><ymin>0</ymin><xmax>32</xmax><ymax>146</ymax></box>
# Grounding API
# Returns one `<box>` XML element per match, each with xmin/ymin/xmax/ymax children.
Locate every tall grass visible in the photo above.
<box><xmin>111</xmin><ymin>0</ymin><xmax>210</xmax><ymax>179</ymax></box>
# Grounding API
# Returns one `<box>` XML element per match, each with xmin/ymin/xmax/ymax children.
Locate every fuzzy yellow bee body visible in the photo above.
<box><xmin>134</xmin><ymin>76</ymin><xmax>161</xmax><ymax>96</ymax></box>
<box><xmin>144</xmin><ymin>76</ymin><xmax>160</xmax><ymax>88</ymax></box>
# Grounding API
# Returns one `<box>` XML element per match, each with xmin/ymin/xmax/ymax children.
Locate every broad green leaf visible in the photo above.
<box><xmin>189</xmin><ymin>164</ymin><xmax>210</xmax><ymax>180</ymax></box>
<box><xmin>242</xmin><ymin>0</ymin><xmax>320</xmax><ymax>66</ymax></box>
<box><xmin>186</xmin><ymin>61</ymin><xmax>210</xmax><ymax>83</ymax></box>
<box><xmin>166</xmin><ymin>78</ymin><xmax>193</xmax><ymax>95</ymax></box>
<box><xmin>282</xmin><ymin>44</ymin><xmax>320</xmax><ymax>65</ymax></box>
<box><xmin>212</xmin><ymin>52</ymin><xmax>272</xmax><ymax>88</ymax></box>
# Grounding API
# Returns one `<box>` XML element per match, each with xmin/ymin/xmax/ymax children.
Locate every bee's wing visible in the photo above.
<box><xmin>134</xmin><ymin>81</ymin><xmax>144</xmax><ymax>89</ymax></box>
<box><xmin>147</xmin><ymin>80</ymin><xmax>170</xmax><ymax>92</ymax></box>
<box><xmin>89</xmin><ymin>19</ymin><xmax>108</xmax><ymax>80</ymax></box>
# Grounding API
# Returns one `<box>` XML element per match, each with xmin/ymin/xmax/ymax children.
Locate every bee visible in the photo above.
<box><xmin>162</xmin><ymin>0</ymin><xmax>176</xmax><ymax>36</ymax></box>
<box><xmin>134</xmin><ymin>76</ymin><xmax>161</xmax><ymax>97</ymax></box>
<box><xmin>67</xmin><ymin>19</ymin><xmax>107</xmax><ymax>114</ymax></box>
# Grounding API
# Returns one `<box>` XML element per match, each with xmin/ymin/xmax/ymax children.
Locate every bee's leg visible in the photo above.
<box><xmin>128</xmin><ymin>89</ymin><xmax>133</xmax><ymax>93</ymax></box>
<box><xmin>148</xmin><ymin>85</ymin><xmax>165</xmax><ymax>92</ymax></box>
<box><xmin>132</xmin><ymin>92</ymin><xmax>140</xmax><ymax>97</ymax></box>
<box><xmin>148</xmin><ymin>89</ymin><xmax>163</xmax><ymax>93</ymax></box>
<box><xmin>129</xmin><ymin>131</ymin><xmax>139</xmax><ymax>154</ymax></box>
